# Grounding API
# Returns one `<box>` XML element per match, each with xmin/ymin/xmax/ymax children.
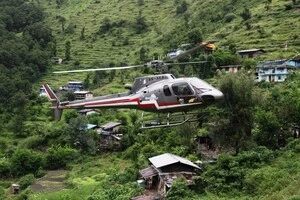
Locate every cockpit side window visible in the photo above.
<box><xmin>163</xmin><ymin>85</ymin><xmax>172</xmax><ymax>96</ymax></box>
<box><xmin>172</xmin><ymin>83</ymin><xmax>193</xmax><ymax>95</ymax></box>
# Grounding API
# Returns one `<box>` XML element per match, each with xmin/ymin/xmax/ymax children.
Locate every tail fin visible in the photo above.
<box><xmin>42</xmin><ymin>84</ymin><xmax>63</xmax><ymax>120</ymax></box>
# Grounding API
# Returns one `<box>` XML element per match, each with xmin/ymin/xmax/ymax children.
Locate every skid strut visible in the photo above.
<box><xmin>140</xmin><ymin>111</ymin><xmax>202</xmax><ymax>129</ymax></box>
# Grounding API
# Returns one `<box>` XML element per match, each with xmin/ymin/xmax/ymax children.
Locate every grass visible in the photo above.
<box><xmin>29</xmin><ymin>153</ymin><xmax>132</xmax><ymax>200</ymax></box>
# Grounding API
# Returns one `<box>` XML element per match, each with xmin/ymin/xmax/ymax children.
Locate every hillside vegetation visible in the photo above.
<box><xmin>39</xmin><ymin>0</ymin><xmax>300</xmax><ymax>66</ymax></box>
<box><xmin>0</xmin><ymin>0</ymin><xmax>300</xmax><ymax>200</ymax></box>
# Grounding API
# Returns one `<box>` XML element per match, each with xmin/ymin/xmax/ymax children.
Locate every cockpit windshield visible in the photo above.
<box><xmin>190</xmin><ymin>78</ymin><xmax>214</xmax><ymax>93</ymax></box>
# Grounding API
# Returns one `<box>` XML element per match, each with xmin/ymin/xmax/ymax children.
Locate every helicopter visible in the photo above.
<box><xmin>43</xmin><ymin>41</ymin><xmax>223</xmax><ymax>128</ymax></box>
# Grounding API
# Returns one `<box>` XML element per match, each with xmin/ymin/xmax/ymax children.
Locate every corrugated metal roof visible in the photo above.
<box><xmin>101</xmin><ymin>122</ymin><xmax>122</xmax><ymax>129</ymax></box>
<box><xmin>238</xmin><ymin>49</ymin><xmax>265</xmax><ymax>53</ymax></box>
<box><xmin>139</xmin><ymin>166</ymin><xmax>158</xmax><ymax>178</ymax></box>
<box><xmin>149</xmin><ymin>153</ymin><xmax>200</xmax><ymax>169</ymax></box>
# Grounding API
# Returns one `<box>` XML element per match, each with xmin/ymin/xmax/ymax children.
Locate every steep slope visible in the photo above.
<box><xmin>39</xmin><ymin>0</ymin><xmax>300</xmax><ymax>66</ymax></box>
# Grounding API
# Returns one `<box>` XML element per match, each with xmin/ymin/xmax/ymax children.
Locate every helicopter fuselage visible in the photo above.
<box><xmin>48</xmin><ymin>74</ymin><xmax>223</xmax><ymax>113</ymax></box>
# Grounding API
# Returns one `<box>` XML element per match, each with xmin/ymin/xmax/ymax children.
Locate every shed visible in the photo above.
<box><xmin>237</xmin><ymin>49</ymin><xmax>265</xmax><ymax>58</ymax></box>
<box><xmin>149</xmin><ymin>153</ymin><xmax>201</xmax><ymax>173</ymax></box>
<box><xmin>11</xmin><ymin>184</ymin><xmax>20</xmax><ymax>194</ymax></box>
<box><xmin>98</xmin><ymin>122</ymin><xmax>122</xmax><ymax>150</ymax></box>
<box><xmin>74</xmin><ymin>91</ymin><xmax>93</xmax><ymax>100</ymax></box>
<box><xmin>138</xmin><ymin>153</ymin><xmax>201</xmax><ymax>198</ymax></box>
<box><xmin>215</xmin><ymin>65</ymin><xmax>242</xmax><ymax>73</ymax></box>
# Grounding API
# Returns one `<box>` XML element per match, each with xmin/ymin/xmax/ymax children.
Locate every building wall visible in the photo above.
<box><xmin>257</xmin><ymin>68</ymin><xmax>289</xmax><ymax>82</ymax></box>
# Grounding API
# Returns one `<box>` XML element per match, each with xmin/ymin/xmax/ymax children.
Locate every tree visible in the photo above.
<box><xmin>254</xmin><ymin>110</ymin><xmax>281</xmax><ymax>149</ymax></box>
<box><xmin>135</xmin><ymin>11</ymin><xmax>147</xmax><ymax>34</ymax></box>
<box><xmin>65</xmin><ymin>40</ymin><xmax>71</xmax><ymax>60</ymax></box>
<box><xmin>240</xmin><ymin>8</ymin><xmax>251</xmax><ymax>21</ymax></box>
<box><xmin>80</xmin><ymin>26</ymin><xmax>85</xmax><ymax>40</ymax></box>
<box><xmin>68</xmin><ymin>115</ymin><xmax>97</xmax><ymax>154</ymax></box>
<box><xmin>56</xmin><ymin>15</ymin><xmax>66</xmax><ymax>31</ymax></box>
<box><xmin>210</xmin><ymin>72</ymin><xmax>256</xmax><ymax>154</ymax></box>
<box><xmin>186</xmin><ymin>28</ymin><xmax>202</xmax><ymax>44</ymax></box>
<box><xmin>10</xmin><ymin>149</ymin><xmax>43</xmax><ymax>177</ymax></box>
<box><xmin>176</xmin><ymin>1</ymin><xmax>188</xmax><ymax>15</ymax></box>
<box><xmin>139</xmin><ymin>47</ymin><xmax>148</xmax><ymax>61</ymax></box>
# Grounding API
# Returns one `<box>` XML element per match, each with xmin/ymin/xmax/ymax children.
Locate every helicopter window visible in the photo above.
<box><xmin>172</xmin><ymin>83</ymin><xmax>193</xmax><ymax>95</ymax></box>
<box><xmin>163</xmin><ymin>85</ymin><xmax>172</xmax><ymax>96</ymax></box>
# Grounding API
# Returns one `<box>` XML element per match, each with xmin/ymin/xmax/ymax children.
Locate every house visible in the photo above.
<box><xmin>74</xmin><ymin>91</ymin><xmax>93</xmax><ymax>100</ymax></box>
<box><xmin>255</xmin><ymin>59</ymin><xmax>300</xmax><ymax>82</ymax></box>
<box><xmin>215</xmin><ymin>65</ymin><xmax>242</xmax><ymax>73</ymax></box>
<box><xmin>136</xmin><ymin>153</ymin><xmax>202</xmax><ymax>198</ymax></box>
<box><xmin>237</xmin><ymin>49</ymin><xmax>265</xmax><ymax>58</ymax></box>
<box><xmin>78</xmin><ymin>109</ymin><xmax>99</xmax><ymax>116</ymax></box>
<box><xmin>98</xmin><ymin>122</ymin><xmax>122</xmax><ymax>150</ymax></box>
<box><xmin>51</xmin><ymin>57</ymin><xmax>63</xmax><ymax>64</ymax></box>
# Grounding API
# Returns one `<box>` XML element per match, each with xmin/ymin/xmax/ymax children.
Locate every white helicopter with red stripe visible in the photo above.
<box><xmin>43</xmin><ymin>41</ymin><xmax>223</xmax><ymax>128</ymax></box>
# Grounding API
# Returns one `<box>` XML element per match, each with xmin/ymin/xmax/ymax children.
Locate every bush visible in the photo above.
<box><xmin>10</xmin><ymin>149</ymin><xmax>44</xmax><ymax>177</ymax></box>
<box><xmin>0</xmin><ymin>186</ymin><xmax>5</xmax><ymax>199</ymax></box>
<box><xmin>224</xmin><ymin>13</ymin><xmax>236</xmax><ymax>23</ymax></box>
<box><xmin>0</xmin><ymin>158</ymin><xmax>10</xmax><ymax>178</ymax></box>
<box><xmin>19</xmin><ymin>135</ymin><xmax>45</xmax><ymax>150</ymax></box>
<box><xmin>19</xmin><ymin>174</ymin><xmax>35</xmax><ymax>189</ymax></box>
<box><xmin>45</xmin><ymin>146</ymin><xmax>78</xmax><ymax>170</ymax></box>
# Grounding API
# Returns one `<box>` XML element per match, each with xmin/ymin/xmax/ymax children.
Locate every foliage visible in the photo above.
<box><xmin>67</xmin><ymin>115</ymin><xmax>97</xmax><ymax>154</ymax></box>
<box><xmin>176</xmin><ymin>1</ymin><xmax>188</xmax><ymax>15</ymax></box>
<box><xmin>210</xmin><ymin>72</ymin><xmax>256</xmax><ymax>154</ymax></box>
<box><xmin>167</xmin><ymin>177</ymin><xmax>191</xmax><ymax>199</ymax></box>
<box><xmin>135</xmin><ymin>11</ymin><xmax>148</xmax><ymax>34</ymax></box>
<box><xmin>0</xmin><ymin>158</ymin><xmax>10</xmax><ymax>178</ymax></box>
<box><xmin>19</xmin><ymin>174</ymin><xmax>35</xmax><ymax>190</ymax></box>
<box><xmin>87</xmin><ymin>182</ymin><xmax>142</xmax><ymax>200</ymax></box>
<box><xmin>45</xmin><ymin>146</ymin><xmax>78</xmax><ymax>170</ymax></box>
<box><xmin>203</xmin><ymin>147</ymin><xmax>276</xmax><ymax>195</ymax></box>
<box><xmin>10</xmin><ymin>149</ymin><xmax>43</xmax><ymax>177</ymax></box>
<box><xmin>65</xmin><ymin>40</ymin><xmax>71</xmax><ymax>60</ymax></box>
<box><xmin>240</xmin><ymin>8</ymin><xmax>251</xmax><ymax>21</ymax></box>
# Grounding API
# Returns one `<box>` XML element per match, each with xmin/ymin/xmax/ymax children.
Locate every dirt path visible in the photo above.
<box><xmin>30</xmin><ymin>170</ymin><xmax>68</xmax><ymax>193</ymax></box>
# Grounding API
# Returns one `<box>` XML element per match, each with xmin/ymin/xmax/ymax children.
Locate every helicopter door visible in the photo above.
<box><xmin>171</xmin><ymin>82</ymin><xmax>197</xmax><ymax>104</ymax></box>
<box><xmin>162</xmin><ymin>85</ymin><xmax>177</xmax><ymax>105</ymax></box>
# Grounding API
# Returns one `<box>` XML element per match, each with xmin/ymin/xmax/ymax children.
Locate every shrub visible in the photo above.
<box><xmin>19</xmin><ymin>174</ymin><xmax>35</xmax><ymax>190</ymax></box>
<box><xmin>224</xmin><ymin>13</ymin><xmax>236</xmax><ymax>23</ymax></box>
<box><xmin>45</xmin><ymin>146</ymin><xmax>78</xmax><ymax>170</ymax></box>
<box><xmin>0</xmin><ymin>158</ymin><xmax>10</xmax><ymax>178</ymax></box>
<box><xmin>10</xmin><ymin>149</ymin><xmax>43</xmax><ymax>177</ymax></box>
<box><xmin>18</xmin><ymin>135</ymin><xmax>45</xmax><ymax>150</ymax></box>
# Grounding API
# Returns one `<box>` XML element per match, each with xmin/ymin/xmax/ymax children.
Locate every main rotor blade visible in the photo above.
<box><xmin>164</xmin><ymin>61</ymin><xmax>207</xmax><ymax>66</ymax></box>
<box><xmin>166</xmin><ymin>41</ymin><xmax>216</xmax><ymax>62</ymax></box>
<box><xmin>53</xmin><ymin>65</ymin><xmax>144</xmax><ymax>74</ymax></box>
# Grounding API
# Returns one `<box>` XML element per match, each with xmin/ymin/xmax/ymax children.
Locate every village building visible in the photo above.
<box><xmin>74</xmin><ymin>91</ymin><xmax>93</xmax><ymax>100</ymax></box>
<box><xmin>237</xmin><ymin>49</ymin><xmax>265</xmax><ymax>58</ymax></box>
<box><xmin>134</xmin><ymin>153</ymin><xmax>202</xmax><ymax>199</ymax></box>
<box><xmin>78</xmin><ymin>109</ymin><xmax>99</xmax><ymax>116</ymax></box>
<box><xmin>215</xmin><ymin>65</ymin><xmax>242</xmax><ymax>73</ymax></box>
<box><xmin>255</xmin><ymin>59</ymin><xmax>300</xmax><ymax>82</ymax></box>
<box><xmin>98</xmin><ymin>122</ymin><xmax>122</xmax><ymax>150</ymax></box>
<box><xmin>51</xmin><ymin>57</ymin><xmax>63</xmax><ymax>64</ymax></box>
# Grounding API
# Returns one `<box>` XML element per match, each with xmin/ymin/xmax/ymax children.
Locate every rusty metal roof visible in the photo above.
<box><xmin>101</xmin><ymin>122</ymin><xmax>122</xmax><ymax>129</ymax></box>
<box><xmin>139</xmin><ymin>166</ymin><xmax>158</xmax><ymax>178</ymax></box>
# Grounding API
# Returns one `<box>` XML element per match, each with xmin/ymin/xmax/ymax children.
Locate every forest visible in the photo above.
<box><xmin>0</xmin><ymin>0</ymin><xmax>300</xmax><ymax>199</ymax></box>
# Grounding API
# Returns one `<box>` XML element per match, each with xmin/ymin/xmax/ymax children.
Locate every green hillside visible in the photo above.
<box><xmin>1</xmin><ymin>0</ymin><xmax>300</xmax><ymax>199</ymax></box>
<box><xmin>40</xmin><ymin>0</ymin><xmax>300</xmax><ymax>66</ymax></box>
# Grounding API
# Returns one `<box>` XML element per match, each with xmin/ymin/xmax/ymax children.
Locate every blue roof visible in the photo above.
<box><xmin>86</xmin><ymin>124</ymin><xmax>98</xmax><ymax>130</ymax></box>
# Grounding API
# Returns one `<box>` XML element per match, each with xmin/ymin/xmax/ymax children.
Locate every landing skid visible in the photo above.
<box><xmin>140</xmin><ymin>112</ymin><xmax>202</xmax><ymax>129</ymax></box>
